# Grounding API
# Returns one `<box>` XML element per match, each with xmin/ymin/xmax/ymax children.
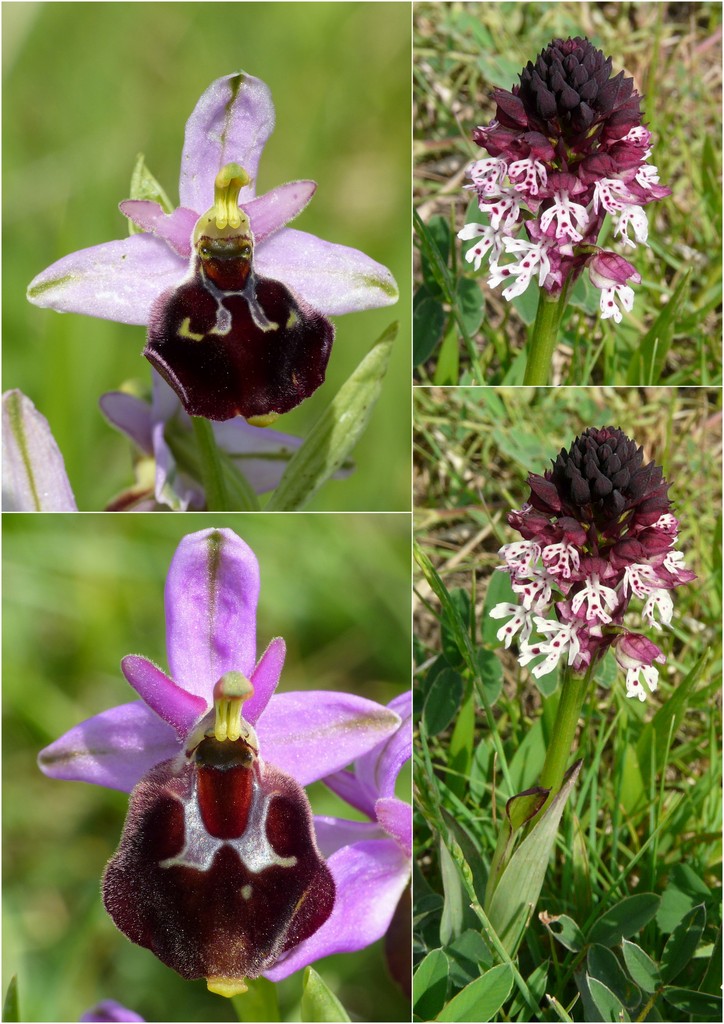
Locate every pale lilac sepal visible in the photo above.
<box><xmin>376</xmin><ymin>796</ymin><xmax>412</xmax><ymax>858</ymax></box>
<box><xmin>243</xmin><ymin>181</ymin><xmax>317</xmax><ymax>243</ymax></box>
<box><xmin>255</xmin><ymin>691</ymin><xmax>401</xmax><ymax>786</ymax></box>
<box><xmin>99</xmin><ymin>392</ymin><xmax>154</xmax><ymax>455</ymax></box>
<box><xmin>265</xmin><ymin>839</ymin><xmax>410</xmax><ymax>980</ymax></box>
<box><xmin>2</xmin><ymin>390</ymin><xmax>77</xmax><ymax>511</ymax></box>
<box><xmin>254</xmin><ymin>227</ymin><xmax>399</xmax><ymax>315</ymax></box>
<box><xmin>119</xmin><ymin>200</ymin><xmax>196</xmax><ymax>259</ymax></box>
<box><xmin>313</xmin><ymin>815</ymin><xmax>385</xmax><ymax>858</ymax></box>
<box><xmin>37</xmin><ymin>701</ymin><xmax>180</xmax><ymax>792</ymax></box>
<box><xmin>26</xmin><ymin>234</ymin><xmax>185</xmax><ymax>325</ymax></box>
<box><xmin>120</xmin><ymin>655</ymin><xmax>207</xmax><ymax>737</ymax></box>
<box><xmin>322</xmin><ymin>768</ymin><xmax>373</xmax><ymax>817</ymax></box>
<box><xmin>357</xmin><ymin>690</ymin><xmax>411</xmax><ymax>799</ymax></box>
<box><xmin>165</xmin><ymin>529</ymin><xmax>259</xmax><ymax>697</ymax></box>
<box><xmin>179</xmin><ymin>72</ymin><xmax>274</xmax><ymax>214</ymax></box>
<box><xmin>80</xmin><ymin>1000</ymin><xmax>145</xmax><ymax>1023</ymax></box>
<box><xmin>245</xmin><ymin>637</ymin><xmax>286</xmax><ymax>724</ymax></box>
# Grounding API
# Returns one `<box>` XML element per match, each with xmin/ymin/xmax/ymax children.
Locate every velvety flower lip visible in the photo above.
<box><xmin>27</xmin><ymin>72</ymin><xmax>398</xmax><ymax>325</ymax></box>
<box><xmin>2</xmin><ymin>389</ymin><xmax>77</xmax><ymax>511</ymax></box>
<box><xmin>490</xmin><ymin>427</ymin><xmax>695</xmax><ymax>699</ymax></box>
<box><xmin>265</xmin><ymin>690</ymin><xmax>412</xmax><ymax>980</ymax></box>
<box><xmin>38</xmin><ymin>528</ymin><xmax>402</xmax><ymax>792</ymax></box>
<box><xmin>459</xmin><ymin>38</ymin><xmax>670</xmax><ymax>318</ymax></box>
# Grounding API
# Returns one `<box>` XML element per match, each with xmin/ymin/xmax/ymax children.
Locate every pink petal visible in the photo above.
<box><xmin>119</xmin><ymin>200</ymin><xmax>196</xmax><ymax>259</ymax></box>
<box><xmin>244</xmin><ymin>637</ymin><xmax>286</xmax><ymax>723</ymax></box>
<box><xmin>37</xmin><ymin>701</ymin><xmax>180</xmax><ymax>792</ymax></box>
<box><xmin>254</xmin><ymin>228</ymin><xmax>399</xmax><ymax>315</ymax></box>
<box><xmin>2</xmin><ymin>390</ymin><xmax>77</xmax><ymax>511</ymax></box>
<box><xmin>265</xmin><ymin>839</ymin><xmax>410</xmax><ymax>979</ymax></box>
<box><xmin>375</xmin><ymin>796</ymin><xmax>412</xmax><ymax>858</ymax></box>
<box><xmin>255</xmin><ymin>691</ymin><xmax>401</xmax><ymax>786</ymax></box>
<box><xmin>313</xmin><ymin>816</ymin><xmax>384</xmax><ymax>858</ymax></box>
<box><xmin>120</xmin><ymin>655</ymin><xmax>208</xmax><ymax>737</ymax></box>
<box><xmin>356</xmin><ymin>690</ymin><xmax>411</xmax><ymax>798</ymax></box>
<box><xmin>99</xmin><ymin>392</ymin><xmax>154</xmax><ymax>455</ymax></box>
<box><xmin>243</xmin><ymin>181</ymin><xmax>317</xmax><ymax>243</ymax></box>
<box><xmin>179</xmin><ymin>72</ymin><xmax>275</xmax><ymax>214</ymax></box>
<box><xmin>164</xmin><ymin>529</ymin><xmax>260</xmax><ymax>698</ymax></box>
<box><xmin>26</xmin><ymin>234</ymin><xmax>186</xmax><ymax>325</ymax></box>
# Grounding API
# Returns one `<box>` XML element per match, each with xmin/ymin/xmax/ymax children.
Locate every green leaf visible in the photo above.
<box><xmin>541</xmin><ymin>913</ymin><xmax>585</xmax><ymax>953</ymax></box>
<box><xmin>506</xmin><ymin>787</ymin><xmax>548</xmax><ymax>831</ymax></box>
<box><xmin>439</xmin><ymin>838</ymin><xmax>465</xmax><ymax>947</ymax></box>
<box><xmin>586</xmin><ymin>975</ymin><xmax>631</xmax><ymax>1022</ymax></box>
<box><xmin>699</xmin><ymin>927</ymin><xmax>722</xmax><ymax>996</ymax></box>
<box><xmin>660</xmin><ymin>903</ymin><xmax>706</xmax><ymax>984</ymax></box>
<box><xmin>656</xmin><ymin>863</ymin><xmax>711</xmax><ymax>933</ymax></box>
<box><xmin>413</xmin><ymin>948</ymin><xmax>450</xmax><ymax>1019</ymax></box>
<box><xmin>475</xmin><ymin>648</ymin><xmax>503</xmax><ymax>705</ymax></box>
<box><xmin>418</xmin><ymin>214</ymin><xmax>451</xmax><ymax>295</ymax></box>
<box><xmin>441</xmin><ymin>589</ymin><xmax>471</xmax><ymax>667</ymax></box>
<box><xmin>436</xmin><ymin>964</ymin><xmax>514</xmax><ymax>1022</ymax></box>
<box><xmin>423</xmin><ymin>668</ymin><xmax>464</xmax><ymax>735</ymax></box>
<box><xmin>625</xmin><ymin>271</ymin><xmax>691</xmax><ymax>385</ymax></box>
<box><xmin>487</xmin><ymin>761</ymin><xmax>582</xmax><ymax>955</ymax></box>
<box><xmin>636</xmin><ymin>654</ymin><xmax>704</xmax><ymax>792</ymax></box>
<box><xmin>433</xmin><ymin>323</ymin><xmax>460</xmax><ymax>385</ymax></box>
<box><xmin>267</xmin><ymin>322</ymin><xmax>396</xmax><ymax>510</ymax></box>
<box><xmin>447</xmin><ymin>686</ymin><xmax>475</xmax><ymax>799</ymax></box>
<box><xmin>588</xmin><ymin>944</ymin><xmax>641</xmax><ymax>1010</ymax></box>
<box><xmin>232</xmin><ymin>977</ymin><xmax>280</xmax><ymax>1022</ymax></box>
<box><xmin>443</xmin><ymin>929</ymin><xmax>494</xmax><ymax>988</ymax></box>
<box><xmin>455</xmin><ymin>277</ymin><xmax>484</xmax><ymax>337</ymax></box>
<box><xmin>588</xmin><ymin>893</ymin><xmax>661</xmax><ymax>948</ymax></box>
<box><xmin>662</xmin><ymin>987</ymin><xmax>723</xmax><ymax>1019</ymax></box>
<box><xmin>414</xmin><ymin>288</ymin><xmax>446</xmax><ymax>365</ymax></box>
<box><xmin>3</xmin><ymin>975</ymin><xmax>19</xmax><ymax>1023</ymax></box>
<box><xmin>301</xmin><ymin>967</ymin><xmax>351</xmax><ymax>1022</ymax></box>
<box><xmin>128</xmin><ymin>152</ymin><xmax>173</xmax><ymax>221</ymax></box>
<box><xmin>621</xmin><ymin>939</ymin><xmax>662</xmax><ymax>994</ymax></box>
<box><xmin>509</xmin><ymin>958</ymin><xmax>549</xmax><ymax>1021</ymax></box>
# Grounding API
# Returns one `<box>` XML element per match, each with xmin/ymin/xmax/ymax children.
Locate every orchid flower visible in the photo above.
<box><xmin>27</xmin><ymin>72</ymin><xmax>398</xmax><ymax>423</ymax></box>
<box><xmin>38</xmin><ymin>528</ymin><xmax>403</xmax><ymax>996</ymax></box>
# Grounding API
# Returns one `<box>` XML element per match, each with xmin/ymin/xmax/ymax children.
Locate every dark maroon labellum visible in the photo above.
<box><xmin>144</xmin><ymin>238</ymin><xmax>334</xmax><ymax>422</ymax></box>
<box><xmin>103</xmin><ymin>736</ymin><xmax>335</xmax><ymax>986</ymax></box>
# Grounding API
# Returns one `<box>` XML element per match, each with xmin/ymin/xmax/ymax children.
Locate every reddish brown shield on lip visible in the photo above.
<box><xmin>102</xmin><ymin>737</ymin><xmax>335</xmax><ymax>986</ymax></box>
<box><xmin>144</xmin><ymin>265</ymin><xmax>334</xmax><ymax>423</ymax></box>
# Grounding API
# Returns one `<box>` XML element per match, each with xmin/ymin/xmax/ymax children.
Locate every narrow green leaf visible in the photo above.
<box><xmin>487</xmin><ymin>761</ymin><xmax>582</xmax><ymax>955</ymax></box>
<box><xmin>413</xmin><ymin>949</ymin><xmax>450</xmax><ymax>1019</ymax></box>
<box><xmin>423</xmin><ymin>668</ymin><xmax>464</xmax><ymax>735</ymax></box>
<box><xmin>586</xmin><ymin>975</ymin><xmax>631</xmax><ymax>1022</ymax></box>
<box><xmin>588</xmin><ymin>893</ymin><xmax>661</xmax><ymax>948</ymax></box>
<box><xmin>267</xmin><ymin>322</ymin><xmax>396</xmax><ymax>510</ymax></box>
<box><xmin>439</xmin><ymin>837</ymin><xmax>465</xmax><ymax>947</ymax></box>
<box><xmin>475</xmin><ymin>648</ymin><xmax>503</xmax><ymax>705</ymax></box>
<box><xmin>433</xmin><ymin>323</ymin><xmax>460</xmax><ymax>384</ymax></box>
<box><xmin>2</xmin><ymin>976</ymin><xmax>19</xmax><ymax>1023</ymax></box>
<box><xmin>301</xmin><ymin>967</ymin><xmax>351</xmax><ymax>1022</ymax></box>
<box><xmin>231</xmin><ymin>977</ymin><xmax>280</xmax><ymax>1022</ymax></box>
<box><xmin>418</xmin><ymin>214</ymin><xmax>452</xmax><ymax>295</ymax></box>
<box><xmin>699</xmin><ymin>927</ymin><xmax>722</xmax><ymax>996</ymax></box>
<box><xmin>662</xmin><ymin>986</ymin><xmax>722</xmax><ymax>1018</ymax></box>
<box><xmin>414</xmin><ymin>288</ymin><xmax>446</xmax><ymax>365</ymax></box>
<box><xmin>625</xmin><ymin>271</ymin><xmax>691</xmax><ymax>385</ymax></box>
<box><xmin>444</xmin><ymin>929</ymin><xmax>494</xmax><ymax>988</ymax></box>
<box><xmin>128</xmin><ymin>152</ymin><xmax>173</xmax><ymax>218</ymax></box>
<box><xmin>541</xmin><ymin>913</ymin><xmax>585</xmax><ymax>953</ymax></box>
<box><xmin>447</xmin><ymin>685</ymin><xmax>475</xmax><ymax>799</ymax></box>
<box><xmin>660</xmin><ymin>903</ymin><xmax>706</xmax><ymax>984</ymax></box>
<box><xmin>621</xmin><ymin>938</ymin><xmax>662</xmax><ymax>994</ymax></box>
<box><xmin>441</xmin><ymin>589</ymin><xmax>471</xmax><ymax>668</ymax></box>
<box><xmin>636</xmin><ymin>654</ymin><xmax>705</xmax><ymax>791</ymax></box>
<box><xmin>510</xmin><ymin>958</ymin><xmax>548</xmax><ymax>1021</ymax></box>
<box><xmin>455</xmin><ymin>277</ymin><xmax>484</xmax><ymax>337</ymax></box>
<box><xmin>506</xmin><ymin>788</ymin><xmax>548</xmax><ymax>831</ymax></box>
<box><xmin>436</xmin><ymin>964</ymin><xmax>514</xmax><ymax>1022</ymax></box>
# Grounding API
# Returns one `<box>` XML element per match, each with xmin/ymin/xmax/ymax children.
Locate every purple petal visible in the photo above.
<box><xmin>179</xmin><ymin>72</ymin><xmax>275</xmax><ymax>214</ymax></box>
<box><xmin>99</xmin><ymin>392</ymin><xmax>154</xmax><ymax>455</ymax></box>
<box><xmin>323</xmin><ymin>768</ymin><xmax>375</xmax><ymax>818</ymax></box>
<box><xmin>212</xmin><ymin>418</ymin><xmax>305</xmax><ymax>495</ymax></box>
<box><xmin>313</xmin><ymin>815</ymin><xmax>384</xmax><ymax>857</ymax></box>
<box><xmin>165</xmin><ymin>529</ymin><xmax>260</xmax><ymax>698</ymax></box>
<box><xmin>243</xmin><ymin>181</ymin><xmax>317</xmax><ymax>243</ymax></box>
<box><xmin>265</xmin><ymin>839</ymin><xmax>410</xmax><ymax>980</ymax></box>
<box><xmin>255</xmin><ymin>691</ymin><xmax>401</xmax><ymax>786</ymax></box>
<box><xmin>375</xmin><ymin>796</ymin><xmax>412</xmax><ymax>858</ymax></box>
<box><xmin>244</xmin><ymin>637</ymin><xmax>286</xmax><ymax>723</ymax></box>
<box><xmin>27</xmin><ymin>235</ymin><xmax>186</xmax><ymax>325</ymax></box>
<box><xmin>80</xmin><ymin>1001</ymin><xmax>145</xmax><ymax>1023</ymax></box>
<box><xmin>254</xmin><ymin>228</ymin><xmax>399</xmax><ymax>315</ymax></box>
<box><xmin>356</xmin><ymin>690</ymin><xmax>411</xmax><ymax>798</ymax></box>
<box><xmin>119</xmin><ymin>200</ymin><xmax>196</xmax><ymax>259</ymax></box>
<box><xmin>2</xmin><ymin>390</ymin><xmax>77</xmax><ymax>511</ymax></box>
<box><xmin>120</xmin><ymin>655</ymin><xmax>208</xmax><ymax>737</ymax></box>
<box><xmin>37</xmin><ymin>701</ymin><xmax>180</xmax><ymax>792</ymax></box>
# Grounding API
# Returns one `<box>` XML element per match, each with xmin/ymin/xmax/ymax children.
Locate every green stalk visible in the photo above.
<box><xmin>522</xmin><ymin>287</ymin><xmax>569</xmax><ymax>386</ymax></box>
<box><xmin>231</xmin><ymin>978</ymin><xmax>280</xmax><ymax>1022</ymax></box>
<box><xmin>191</xmin><ymin>416</ymin><xmax>231</xmax><ymax>511</ymax></box>
<box><xmin>539</xmin><ymin>666</ymin><xmax>592</xmax><ymax>795</ymax></box>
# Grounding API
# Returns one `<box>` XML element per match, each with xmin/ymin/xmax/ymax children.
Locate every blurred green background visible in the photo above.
<box><xmin>3</xmin><ymin>1</ymin><xmax>411</xmax><ymax>511</ymax></box>
<box><xmin>3</xmin><ymin>513</ymin><xmax>411</xmax><ymax>1022</ymax></box>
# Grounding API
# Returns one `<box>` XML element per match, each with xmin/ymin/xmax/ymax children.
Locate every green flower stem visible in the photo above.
<box><xmin>191</xmin><ymin>415</ymin><xmax>232</xmax><ymax>511</ymax></box>
<box><xmin>539</xmin><ymin>666</ymin><xmax>592</xmax><ymax>795</ymax></box>
<box><xmin>522</xmin><ymin>287</ymin><xmax>570</xmax><ymax>386</ymax></box>
<box><xmin>231</xmin><ymin>978</ymin><xmax>280</xmax><ymax>1022</ymax></box>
